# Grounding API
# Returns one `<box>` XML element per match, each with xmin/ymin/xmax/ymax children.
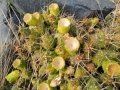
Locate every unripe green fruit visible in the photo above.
<box><xmin>55</xmin><ymin>45</ymin><xmax>69</xmax><ymax>59</ymax></box>
<box><xmin>41</xmin><ymin>33</ymin><xmax>56</xmax><ymax>50</ymax></box>
<box><xmin>57</xmin><ymin>18</ymin><xmax>71</xmax><ymax>34</ymax></box>
<box><xmin>102</xmin><ymin>60</ymin><xmax>120</xmax><ymax>76</ymax></box>
<box><xmin>115</xmin><ymin>75</ymin><xmax>120</xmax><ymax>82</ymax></box>
<box><xmin>32</xmin><ymin>12</ymin><xmax>44</xmax><ymax>32</ymax></box>
<box><xmin>39</xmin><ymin>66</ymin><xmax>46</xmax><ymax>76</ymax></box>
<box><xmin>32</xmin><ymin>12</ymin><xmax>43</xmax><ymax>23</ymax></box>
<box><xmin>52</xmin><ymin>56</ymin><xmax>65</xmax><ymax>70</ymax></box>
<box><xmin>100</xmin><ymin>74</ymin><xmax>113</xmax><ymax>84</ymax></box>
<box><xmin>55</xmin><ymin>46</ymin><xmax>65</xmax><ymax>56</ymax></box>
<box><xmin>90</xmin><ymin>17</ymin><xmax>99</xmax><ymax>27</ymax></box>
<box><xmin>92</xmin><ymin>50</ymin><xmax>107</xmax><ymax>67</ymax></box>
<box><xmin>112</xmin><ymin>33</ymin><xmax>120</xmax><ymax>48</ymax></box>
<box><xmin>67</xmin><ymin>80</ymin><xmax>81</xmax><ymax>90</ymax></box>
<box><xmin>5</xmin><ymin>70</ymin><xmax>20</xmax><ymax>83</ymax></box>
<box><xmin>92</xmin><ymin>50</ymin><xmax>117</xmax><ymax>67</ymax></box>
<box><xmin>42</xmin><ymin>11</ymin><xmax>49</xmax><ymax>22</ymax></box>
<box><xmin>86</xmin><ymin>78</ymin><xmax>100</xmax><ymax>90</ymax></box>
<box><xmin>29</xmin><ymin>26</ymin><xmax>44</xmax><ymax>40</ymax></box>
<box><xmin>46</xmin><ymin>64</ymin><xmax>56</xmax><ymax>74</ymax></box>
<box><xmin>91</xmin><ymin>30</ymin><xmax>106</xmax><ymax>48</ymax></box>
<box><xmin>74</xmin><ymin>67</ymin><xmax>86</xmax><ymax>79</ymax></box>
<box><xmin>60</xmin><ymin>83</ymin><xmax>67</xmax><ymax>90</ymax></box>
<box><xmin>19</xmin><ymin>26</ymin><xmax>31</xmax><ymax>38</ymax></box>
<box><xmin>21</xmin><ymin>69</ymin><xmax>31</xmax><ymax>79</ymax></box>
<box><xmin>49</xmin><ymin>3</ymin><xmax>60</xmax><ymax>16</ymax></box>
<box><xmin>106</xmin><ymin>85</ymin><xmax>114</xmax><ymax>90</ymax></box>
<box><xmin>65</xmin><ymin>66</ymin><xmax>74</xmax><ymax>75</ymax></box>
<box><xmin>55</xmin><ymin>34</ymin><xmax>70</xmax><ymax>58</ymax></box>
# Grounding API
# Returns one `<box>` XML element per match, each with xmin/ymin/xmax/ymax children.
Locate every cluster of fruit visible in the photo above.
<box><xmin>5</xmin><ymin>3</ymin><xmax>120</xmax><ymax>90</ymax></box>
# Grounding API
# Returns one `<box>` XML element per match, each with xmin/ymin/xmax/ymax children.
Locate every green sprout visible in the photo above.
<box><xmin>67</xmin><ymin>79</ymin><xmax>82</xmax><ymax>90</ymax></box>
<box><xmin>74</xmin><ymin>67</ymin><xmax>86</xmax><ymax>79</ymax></box>
<box><xmin>49</xmin><ymin>3</ymin><xmax>60</xmax><ymax>16</ymax></box>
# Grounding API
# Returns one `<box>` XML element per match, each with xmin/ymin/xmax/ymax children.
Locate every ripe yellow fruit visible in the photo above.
<box><xmin>57</xmin><ymin>18</ymin><xmax>71</xmax><ymax>34</ymax></box>
<box><xmin>64</xmin><ymin>37</ymin><xmax>80</xmax><ymax>53</ymax></box>
<box><xmin>52</xmin><ymin>56</ymin><xmax>65</xmax><ymax>70</ymax></box>
<box><xmin>23</xmin><ymin>13</ymin><xmax>38</xmax><ymax>26</ymax></box>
